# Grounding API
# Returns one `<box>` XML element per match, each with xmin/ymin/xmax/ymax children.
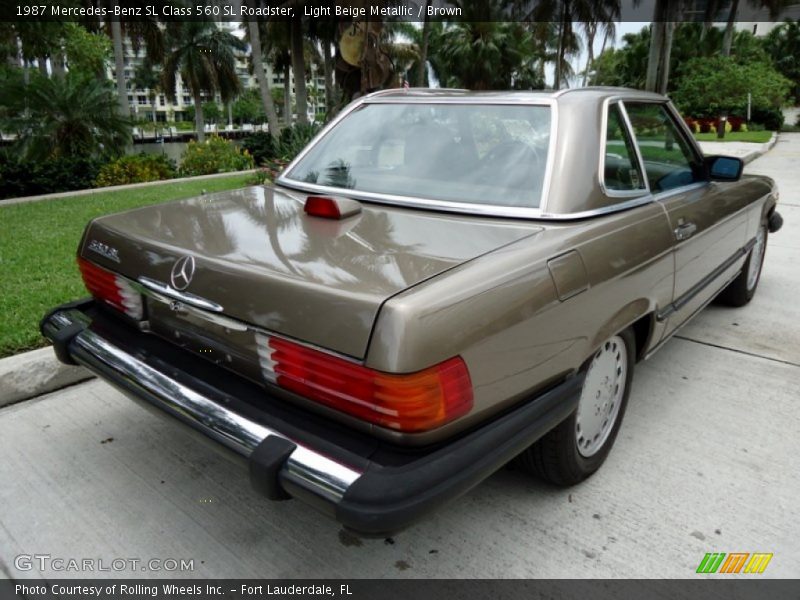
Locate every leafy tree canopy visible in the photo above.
<box><xmin>671</xmin><ymin>55</ymin><xmax>791</xmax><ymax>118</ymax></box>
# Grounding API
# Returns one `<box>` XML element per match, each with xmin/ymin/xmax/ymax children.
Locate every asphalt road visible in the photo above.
<box><xmin>1</xmin><ymin>135</ymin><xmax>798</xmax><ymax>580</ymax></box>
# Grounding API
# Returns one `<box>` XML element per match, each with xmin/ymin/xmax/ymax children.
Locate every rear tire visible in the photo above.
<box><xmin>717</xmin><ymin>221</ymin><xmax>768</xmax><ymax>307</ymax></box>
<box><xmin>517</xmin><ymin>328</ymin><xmax>635</xmax><ymax>486</ymax></box>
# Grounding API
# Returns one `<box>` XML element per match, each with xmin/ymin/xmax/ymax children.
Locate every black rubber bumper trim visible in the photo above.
<box><xmin>768</xmin><ymin>210</ymin><xmax>783</xmax><ymax>233</ymax></box>
<box><xmin>335</xmin><ymin>374</ymin><xmax>584</xmax><ymax>536</ymax></box>
<box><xmin>250</xmin><ymin>436</ymin><xmax>297</xmax><ymax>500</ymax></box>
<box><xmin>39</xmin><ymin>297</ymin><xmax>94</xmax><ymax>365</ymax></box>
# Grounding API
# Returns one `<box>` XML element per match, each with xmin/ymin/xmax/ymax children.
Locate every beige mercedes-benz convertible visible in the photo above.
<box><xmin>42</xmin><ymin>88</ymin><xmax>782</xmax><ymax>535</ymax></box>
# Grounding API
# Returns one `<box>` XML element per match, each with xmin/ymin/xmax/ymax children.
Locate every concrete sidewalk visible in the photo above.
<box><xmin>1</xmin><ymin>136</ymin><xmax>798</xmax><ymax>579</ymax></box>
<box><xmin>697</xmin><ymin>132</ymin><xmax>778</xmax><ymax>164</ymax></box>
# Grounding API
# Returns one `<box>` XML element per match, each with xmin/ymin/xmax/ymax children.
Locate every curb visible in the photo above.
<box><xmin>0</xmin><ymin>346</ymin><xmax>94</xmax><ymax>409</ymax></box>
<box><xmin>0</xmin><ymin>169</ymin><xmax>258</xmax><ymax>207</ymax></box>
<box><xmin>742</xmin><ymin>132</ymin><xmax>779</xmax><ymax>164</ymax></box>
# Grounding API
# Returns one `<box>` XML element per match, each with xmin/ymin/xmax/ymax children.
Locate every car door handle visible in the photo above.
<box><xmin>674</xmin><ymin>222</ymin><xmax>697</xmax><ymax>241</ymax></box>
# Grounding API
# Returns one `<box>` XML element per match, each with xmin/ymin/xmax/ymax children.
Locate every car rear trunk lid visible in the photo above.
<box><xmin>80</xmin><ymin>185</ymin><xmax>541</xmax><ymax>359</ymax></box>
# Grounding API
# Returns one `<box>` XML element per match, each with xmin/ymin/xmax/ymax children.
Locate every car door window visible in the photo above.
<box><xmin>603</xmin><ymin>103</ymin><xmax>645</xmax><ymax>193</ymax></box>
<box><xmin>624</xmin><ymin>102</ymin><xmax>705</xmax><ymax>193</ymax></box>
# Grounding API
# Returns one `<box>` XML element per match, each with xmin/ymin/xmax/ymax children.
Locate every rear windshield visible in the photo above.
<box><xmin>283</xmin><ymin>103</ymin><xmax>552</xmax><ymax>209</ymax></box>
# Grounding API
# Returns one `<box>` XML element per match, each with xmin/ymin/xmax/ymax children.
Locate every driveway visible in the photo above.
<box><xmin>1</xmin><ymin>135</ymin><xmax>798</xmax><ymax>579</ymax></box>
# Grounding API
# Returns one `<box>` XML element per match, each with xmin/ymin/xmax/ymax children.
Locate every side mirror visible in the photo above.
<box><xmin>706</xmin><ymin>155</ymin><xmax>743</xmax><ymax>182</ymax></box>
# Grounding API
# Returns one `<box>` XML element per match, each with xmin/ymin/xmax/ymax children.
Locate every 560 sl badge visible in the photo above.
<box><xmin>87</xmin><ymin>239</ymin><xmax>120</xmax><ymax>263</ymax></box>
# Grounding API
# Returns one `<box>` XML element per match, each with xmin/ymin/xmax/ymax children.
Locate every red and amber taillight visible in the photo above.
<box><xmin>256</xmin><ymin>334</ymin><xmax>472</xmax><ymax>432</ymax></box>
<box><xmin>78</xmin><ymin>257</ymin><xmax>143</xmax><ymax>320</ymax></box>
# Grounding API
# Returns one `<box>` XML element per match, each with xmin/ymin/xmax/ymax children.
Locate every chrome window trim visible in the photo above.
<box><xmin>277</xmin><ymin>91</ymin><xmax>710</xmax><ymax>221</ymax></box>
<box><xmin>618</xmin><ymin>101</ymin><xmax>650</xmax><ymax>192</ymax></box>
<box><xmin>277</xmin><ymin>97</ymin><xmax>559</xmax><ymax>220</ymax></box>
<box><xmin>619</xmin><ymin>98</ymin><xmax>712</xmax><ymax>202</ymax></box>
<box><xmin>598</xmin><ymin>98</ymin><xmax>649</xmax><ymax>199</ymax></box>
<box><xmin>649</xmin><ymin>180</ymin><xmax>709</xmax><ymax>202</ymax></box>
<box><xmin>541</xmin><ymin>195</ymin><xmax>657</xmax><ymax>220</ymax></box>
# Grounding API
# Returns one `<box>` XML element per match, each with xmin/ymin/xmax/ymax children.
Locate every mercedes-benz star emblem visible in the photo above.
<box><xmin>170</xmin><ymin>255</ymin><xmax>196</xmax><ymax>290</ymax></box>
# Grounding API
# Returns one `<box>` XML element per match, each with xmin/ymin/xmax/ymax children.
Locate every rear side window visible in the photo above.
<box><xmin>603</xmin><ymin>104</ymin><xmax>645</xmax><ymax>193</ymax></box>
<box><xmin>624</xmin><ymin>102</ymin><xmax>704</xmax><ymax>193</ymax></box>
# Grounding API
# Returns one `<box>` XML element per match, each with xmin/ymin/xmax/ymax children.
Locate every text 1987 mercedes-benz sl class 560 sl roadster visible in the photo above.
<box><xmin>42</xmin><ymin>88</ymin><xmax>783</xmax><ymax>535</ymax></box>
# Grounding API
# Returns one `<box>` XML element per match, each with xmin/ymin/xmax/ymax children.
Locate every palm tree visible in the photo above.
<box><xmin>307</xmin><ymin>20</ymin><xmax>338</xmax><ymax>113</ymax></box>
<box><xmin>243</xmin><ymin>1</ymin><xmax>280</xmax><ymax>138</ymax></box>
<box><xmin>581</xmin><ymin>3</ymin><xmax>620</xmax><ymax>87</ymax></box>
<box><xmin>79</xmin><ymin>0</ymin><xmax>165</xmax><ymax>117</ymax></box>
<box><xmin>0</xmin><ymin>70</ymin><xmax>129</xmax><ymax>160</ymax></box>
<box><xmin>437</xmin><ymin>19</ymin><xmax>541</xmax><ymax>90</ymax></box>
<box><xmin>417</xmin><ymin>0</ymin><xmax>433</xmax><ymax>87</ymax></box>
<box><xmin>263</xmin><ymin>21</ymin><xmax>294</xmax><ymax>125</ymax></box>
<box><xmin>645</xmin><ymin>0</ymin><xmax>681</xmax><ymax>93</ymax></box>
<box><xmin>131</xmin><ymin>59</ymin><xmax>162</xmax><ymax>125</ymax></box>
<box><xmin>529</xmin><ymin>0</ymin><xmax>620</xmax><ymax>89</ymax></box>
<box><xmin>161</xmin><ymin>21</ymin><xmax>246</xmax><ymax>142</ymax></box>
<box><xmin>722</xmin><ymin>0</ymin><xmax>786</xmax><ymax>56</ymax></box>
<box><xmin>764</xmin><ymin>19</ymin><xmax>800</xmax><ymax>102</ymax></box>
<box><xmin>290</xmin><ymin>16</ymin><xmax>309</xmax><ymax>125</ymax></box>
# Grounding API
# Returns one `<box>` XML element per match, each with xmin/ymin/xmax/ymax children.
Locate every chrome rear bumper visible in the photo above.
<box><xmin>41</xmin><ymin>306</ymin><xmax>362</xmax><ymax>508</ymax></box>
<box><xmin>42</xmin><ymin>300</ymin><xmax>582</xmax><ymax>535</ymax></box>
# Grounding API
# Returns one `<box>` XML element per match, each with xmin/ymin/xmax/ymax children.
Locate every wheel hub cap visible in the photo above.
<box><xmin>576</xmin><ymin>335</ymin><xmax>627</xmax><ymax>458</ymax></box>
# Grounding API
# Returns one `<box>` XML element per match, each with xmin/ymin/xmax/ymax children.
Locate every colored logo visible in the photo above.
<box><xmin>696</xmin><ymin>552</ymin><xmax>773</xmax><ymax>574</ymax></box>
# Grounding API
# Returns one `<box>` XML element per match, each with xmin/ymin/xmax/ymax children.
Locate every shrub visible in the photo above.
<box><xmin>178</xmin><ymin>135</ymin><xmax>254</xmax><ymax>177</ymax></box>
<box><xmin>673</xmin><ymin>56</ymin><xmax>790</xmax><ymax>122</ymax></box>
<box><xmin>0</xmin><ymin>154</ymin><xmax>102</xmax><ymax>200</ymax></box>
<box><xmin>250</xmin><ymin>158</ymin><xmax>290</xmax><ymax>185</ymax></box>
<box><xmin>728</xmin><ymin>116</ymin><xmax>744</xmax><ymax>132</ymax></box>
<box><xmin>750</xmin><ymin>107</ymin><xmax>784</xmax><ymax>131</ymax></box>
<box><xmin>241</xmin><ymin>132</ymin><xmax>276</xmax><ymax>165</ymax></box>
<box><xmin>275</xmin><ymin>123</ymin><xmax>321</xmax><ymax>160</ymax></box>
<box><xmin>95</xmin><ymin>153</ymin><xmax>176</xmax><ymax>187</ymax></box>
<box><xmin>741</xmin><ymin>123</ymin><xmax>748</xmax><ymax>132</ymax></box>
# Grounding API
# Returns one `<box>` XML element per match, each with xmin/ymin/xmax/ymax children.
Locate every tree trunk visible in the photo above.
<box><xmin>284</xmin><ymin>63</ymin><xmax>292</xmax><ymax>125</ymax></box>
<box><xmin>722</xmin><ymin>0</ymin><xmax>739</xmax><ymax>56</ymax></box>
<box><xmin>194</xmin><ymin>90</ymin><xmax>205</xmax><ymax>142</ymax></box>
<box><xmin>51</xmin><ymin>51</ymin><xmax>66</xmax><ymax>78</ymax></box>
<box><xmin>110</xmin><ymin>14</ymin><xmax>129</xmax><ymax>118</ymax></box>
<box><xmin>582</xmin><ymin>25</ymin><xmax>596</xmax><ymax>87</ymax></box>
<box><xmin>323</xmin><ymin>35</ymin><xmax>334</xmax><ymax>112</ymax></box>
<box><xmin>247</xmin><ymin>16</ymin><xmax>281</xmax><ymax>138</ymax></box>
<box><xmin>645</xmin><ymin>3</ymin><xmax>666</xmax><ymax>93</ymax></box>
<box><xmin>151</xmin><ymin>94</ymin><xmax>157</xmax><ymax>124</ymax></box>
<box><xmin>417</xmin><ymin>0</ymin><xmax>432</xmax><ymax>87</ymax></box>
<box><xmin>37</xmin><ymin>56</ymin><xmax>48</xmax><ymax>77</ymax></box>
<box><xmin>701</xmin><ymin>0</ymin><xmax>720</xmax><ymax>41</ymax></box>
<box><xmin>657</xmin><ymin>22</ymin><xmax>675</xmax><ymax>94</ymax></box>
<box><xmin>290</xmin><ymin>17</ymin><xmax>309</xmax><ymax>125</ymax></box>
<box><xmin>554</xmin><ymin>20</ymin><xmax>564</xmax><ymax>89</ymax></box>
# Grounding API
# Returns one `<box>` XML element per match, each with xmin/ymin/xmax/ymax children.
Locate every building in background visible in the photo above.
<box><xmin>113</xmin><ymin>22</ymin><xmax>326</xmax><ymax>127</ymax></box>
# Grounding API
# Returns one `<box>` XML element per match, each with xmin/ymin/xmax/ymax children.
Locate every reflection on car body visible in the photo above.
<box><xmin>42</xmin><ymin>88</ymin><xmax>782</xmax><ymax>535</ymax></box>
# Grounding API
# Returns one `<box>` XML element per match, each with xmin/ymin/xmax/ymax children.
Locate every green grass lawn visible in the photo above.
<box><xmin>693</xmin><ymin>131</ymin><xmax>773</xmax><ymax>143</ymax></box>
<box><xmin>0</xmin><ymin>173</ymin><xmax>252</xmax><ymax>358</ymax></box>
